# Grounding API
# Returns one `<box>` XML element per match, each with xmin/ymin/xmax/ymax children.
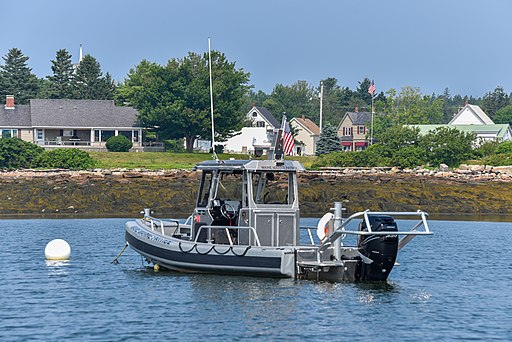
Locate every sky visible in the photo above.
<box><xmin>1</xmin><ymin>0</ymin><xmax>512</xmax><ymax>97</ymax></box>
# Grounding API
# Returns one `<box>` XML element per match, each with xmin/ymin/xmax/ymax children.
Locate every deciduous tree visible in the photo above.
<box><xmin>117</xmin><ymin>51</ymin><xmax>250</xmax><ymax>152</ymax></box>
<box><xmin>420</xmin><ymin>126</ymin><xmax>476</xmax><ymax>167</ymax></box>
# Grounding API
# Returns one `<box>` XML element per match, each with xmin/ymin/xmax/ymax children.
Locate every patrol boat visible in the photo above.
<box><xmin>123</xmin><ymin>131</ymin><xmax>432</xmax><ymax>282</ymax></box>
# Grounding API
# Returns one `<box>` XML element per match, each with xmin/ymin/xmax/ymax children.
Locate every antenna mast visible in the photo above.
<box><xmin>208</xmin><ymin>37</ymin><xmax>218</xmax><ymax>161</ymax></box>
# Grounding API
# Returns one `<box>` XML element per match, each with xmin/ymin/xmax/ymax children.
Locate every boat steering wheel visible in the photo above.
<box><xmin>220</xmin><ymin>203</ymin><xmax>237</xmax><ymax>220</ymax></box>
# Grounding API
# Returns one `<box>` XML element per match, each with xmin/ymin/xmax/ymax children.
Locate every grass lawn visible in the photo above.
<box><xmin>89</xmin><ymin>151</ymin><xmax>317</xmax><ymax>170</ymax></box>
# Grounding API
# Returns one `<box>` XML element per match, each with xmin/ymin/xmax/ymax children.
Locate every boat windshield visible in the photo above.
<box><xmin>252</xmin><ymin>171</ymin><xmax>293</xmax><ymax>205</ymax></box>
<box><xmin>197</xmin><ymin>171</ymin><xmax>213</xmax><ymax>207</ymax></box>
<box><xmin>215</xmin><ymin>171</ymin><xmax>244</xmax><ymax>203</ymax></box>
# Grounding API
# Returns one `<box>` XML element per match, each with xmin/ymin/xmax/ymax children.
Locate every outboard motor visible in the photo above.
<box><xmin>357</xmin><ymin>215</ymin><xmax>399</xmax><ymax>281</ymax></box>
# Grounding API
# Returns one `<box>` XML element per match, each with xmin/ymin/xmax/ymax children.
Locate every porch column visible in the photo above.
<box><xmin>115</xmin><ymin>129</ymin><xmax>119</xmax><ymax>136</ymax></box>
<box><xmin>90</xmin><ymin>129</ymin><xmax>94</xmax><ymax>145</ymax></box>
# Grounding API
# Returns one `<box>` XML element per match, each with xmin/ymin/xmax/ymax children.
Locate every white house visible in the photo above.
<box><xmin>449</xmin><ymin>104</ymin><xmax>494</xmax><ymax>125</ymax></box>
<box><xmin>222</xmin><ymin>106</ymin><xmax>279</xmax><ymax>154</ymax></box>
<box><xmin>223</xmin><ymin>127</ymin><xmax>272</xmax><ymax>154</ymax></box>
<box><xmin>247</xmin><ymin>106</ymin><xmax>280</xmax><ymax>130</ymax></box>
<box><xmin>411</xmin><ymin>104</ymin><xmax>512</xmax><ymax>144</ymax></box>
<box><xmin>290</xmin><ymin>115</ymin><xmax>320</xmax><ymax>155</ymax></box>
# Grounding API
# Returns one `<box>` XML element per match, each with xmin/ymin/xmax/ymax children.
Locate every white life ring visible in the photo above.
<box><xmin>317</xmin><ymin>212</ymin><xmax>334</xmax><ymax>241</ymax></box>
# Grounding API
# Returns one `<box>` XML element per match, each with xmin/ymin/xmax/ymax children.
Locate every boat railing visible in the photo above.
<box><xmin>194</xmin><ymin>225</ymin><xmax>262</xmax><ymax>246</ymax></box>
<box><xmin>300</xmin><ymin>226</ymin><xmax>318</xmax><ymax>245</ymax></box>
<box><xmin>318</xmin><ymin>210</ymin><xmax>432</xmax><ymax>253</ymax></box>
<box><xmin>143</xmin><ymin>213</ymin><xmax>180</xmax><ymax>236</ymax></box>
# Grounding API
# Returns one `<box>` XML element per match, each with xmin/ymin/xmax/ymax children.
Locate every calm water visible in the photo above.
<box><xmin>1</xmin><ymin>218</ymin><xmax>512</xmax><ymax>341</ymax></box>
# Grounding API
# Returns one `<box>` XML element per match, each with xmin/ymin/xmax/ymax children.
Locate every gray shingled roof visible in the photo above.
<box><xmin>30</xmin><ymin>99</ymin><xmax>140</xmax><ymax>128</ymax></box>
<box><xmin>255</xmin><ymin>106</ymin><xmax>280</xmax><ymax>128</ymax></box>
<box><xmin>0</xmin><ymin>105</ymin><xmax>32</xmax><ymax>127</ymax></box>
<box><xmin>347</xmin><ymin>112</ymin><xmax>372</xmax><ymax>125</ymax></box>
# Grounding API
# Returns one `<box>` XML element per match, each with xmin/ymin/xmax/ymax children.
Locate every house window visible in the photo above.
<box><xmin>119</xmin><ymin>131</ymin><xmax>132</xmax><ymax>139</ymax></box>
<box><xmin>256</xmin><ymin>121</ymin><xmax>265</xmax><ymax>128</ymax></box>
<box><xmin>63</xmin><ymin>130</ymin><xmax>73</xmax><ymax>137</ymax></box>
<box><xmin>343</xmin><ymin>127</ymin><xmax>353</xmax><ymax>136</ymax></box>
<box><xmin>252</xmin><ymin>112</ymin><xmax>258</xmax><ymax>117</ymax></box>
<box><xmin>358</xmin><ymin>126</ymin><xmax>365</xmax><ymax>134</ymax></box>
<box><xmin>101</xmin><ymin>130</ymin><xmax>115</xmax><ymax>141</ymax></box>
<box><xmin>1</xmin><ymin>129</ymin><xmax>18</xmax><ymax>138</ymax></box>
<box><xmin>37</xmin><ymin>129</ymin><xmax>44</xmax><ymax>141</ymax></box>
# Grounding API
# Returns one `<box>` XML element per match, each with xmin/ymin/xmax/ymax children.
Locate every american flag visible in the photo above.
<box><xmin>282</xmin><ymin>118</ymin><xmax>295</xmax><ymax>156</ymax></box>
<box><xmin>368</xmin><ymin>79</ymin><xmax>376</xmax><ymax>95</ymax></box>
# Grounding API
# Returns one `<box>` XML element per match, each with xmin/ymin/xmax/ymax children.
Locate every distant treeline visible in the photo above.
<box><xmin>1</xmin><ymin>47</ymin><xmax>511</xmax><ymax>139</ymax></box>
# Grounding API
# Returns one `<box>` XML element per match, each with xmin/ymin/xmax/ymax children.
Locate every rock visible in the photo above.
<box><xmin>439</xmin><ymin>163</ymin><xmax>450</xmax><ymax>172</ymax></box>
<box><xmin>123</xmin><ymin>172</ymin><xmax>143</xmax><ymax>178</ymax></box>
<box><xmin>434</xmin><ymin>172</ymin><xmax>451</xmax><ymax>178</ymax></box>
<box><xmin>470</xmin><ymin>165</ymin><xmax>486</xmax><ymax>173</ymax></box>
<box><xmin>493</xmin><ymin>166</ymin><xmax>512</xmax><ymax>176</ymax></box>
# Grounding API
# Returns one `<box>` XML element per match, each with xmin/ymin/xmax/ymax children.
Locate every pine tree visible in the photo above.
<box><xmin>74</xmin><ymin>54</ymin><xmax>114</xmax><ymax>100</ymax></box>
<box><xmin>47</xmin><ymin>49</ymin><xmax>75</xmax><ymax>98</ymax></box>
<box><xmin>315</xmin><ymin>125</ymin><xmax>342</xmax><ymax>155</ymax></box>
<box><xmin>0</xmin><ymin>48</ymin><xmax>40</xmax><ymax>104</ymax></box>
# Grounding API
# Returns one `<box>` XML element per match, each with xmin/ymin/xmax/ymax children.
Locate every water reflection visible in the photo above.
<box><xmin>45</xmin><ymin>260</ymin><xmax>70</xmax><ymax>276</ymax></box>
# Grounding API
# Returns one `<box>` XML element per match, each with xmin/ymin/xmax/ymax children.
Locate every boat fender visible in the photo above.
<box><xmin>317</xmin><ymin>212</ymin><xmax>334</xmax><ymax>241</ymax></box>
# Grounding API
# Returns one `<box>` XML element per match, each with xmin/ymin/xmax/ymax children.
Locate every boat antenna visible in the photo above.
<box><xmin>208</xmin><ymin>37</ymin><xmax>218</xmax><ymax>161</ymax></box>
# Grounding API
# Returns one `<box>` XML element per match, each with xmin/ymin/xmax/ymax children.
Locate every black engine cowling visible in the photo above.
<box><xmin>357</xmin><ymin>215</ymin><xmax>399</xmax><ymax>281</ymax></box>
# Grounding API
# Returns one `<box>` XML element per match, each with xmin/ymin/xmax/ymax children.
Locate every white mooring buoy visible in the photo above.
<box><xmin>45</xmin><ymin>239</ymin><xmax>71</xmax><ymax>260</ymax></box>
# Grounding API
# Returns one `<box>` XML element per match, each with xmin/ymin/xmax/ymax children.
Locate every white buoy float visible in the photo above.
<box><xmin>45</xmin><ymin>239</ymin><xmax>71</xmax><ymax>260</ymax></box>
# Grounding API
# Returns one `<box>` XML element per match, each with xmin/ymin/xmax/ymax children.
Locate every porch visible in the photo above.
<box><xmin>35</xmin><ymin>128</ymin><xmax>164</xmax><ymax>152</ymax></box>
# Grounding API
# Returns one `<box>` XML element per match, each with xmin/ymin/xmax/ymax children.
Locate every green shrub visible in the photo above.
<box><xmin>473</xmin><ymin>140</ymin><xmax>500</xmax><ymax>158</ymax></box>
<box><xmin>420</xmin><ymin>127</ymin><xmax>476</xmax><ymax>167</ymax></box>
<box><xmin>481</xmin><ymin>153</ymin><xmax>512</xmax><ymax>166</ymax></box>
<box><xmin>495</xmin><ymin>141</ymin><xmax>512</xmax><ymax>155</ymax></box>
<box><xmin>0</xmin><ymin>138</ymin><xmax>44</xmax><ymax>169</ymax></box>
<box><xmin>36</xmin><ymin>149</ymin><xmax>95</xmax><ymax>169</ymax></box>
<box><xmin>363</xmin><ymin>144</ymin><xmax>392</xmax><ymax>167</ymax></box>
<box><xmin>164</xmin><ymin>139</ymin><xmax>185</xmax><ymax>153</ymax></box>
<box><xmin>106</xmin><ymin>135</ymin><xmax>133</xmax><ymax>152</ymax></box>
<box><xmin>391</xmin><ymin>146</ymin><xmax>427</xmax><ymax>168</ymax></box>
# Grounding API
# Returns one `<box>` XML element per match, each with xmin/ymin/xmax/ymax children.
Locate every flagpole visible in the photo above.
<box><xmin>319</xmin><ymin>81</ymin><xmax>323</xmax><ymax>134</ymax></box>
<box><xmin>370</xmin><ymin>95</ymin><xmax>374</xmax><ymax>146</ymax></box>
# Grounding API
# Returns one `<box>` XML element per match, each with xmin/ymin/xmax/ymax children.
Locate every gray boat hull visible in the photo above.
<box><xmin>125</xmin><ymin>221</ymin><xmax>295</xmax><ymax>277</ymax></box>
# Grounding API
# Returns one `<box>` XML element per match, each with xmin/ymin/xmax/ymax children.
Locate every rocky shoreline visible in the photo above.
<box><xmin>0</xmin><ymin>165</ymin><xmax>511</xmax><ymax>217</ymax></box>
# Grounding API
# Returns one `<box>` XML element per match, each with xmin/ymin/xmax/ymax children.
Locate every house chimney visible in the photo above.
<box><xmin>5</xmin><ymin>95</ymin><xmax>14</xmax><ymax>109</ymax></box>
<box><xmin>302</xmin><ymin>114</ymin><xmax>305</xmax><ymax>120</ymax></box>
<box><xmin>354</xmin><ymin>106</ymin><xmax>358</xmax><ymax>113</ymax></box>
